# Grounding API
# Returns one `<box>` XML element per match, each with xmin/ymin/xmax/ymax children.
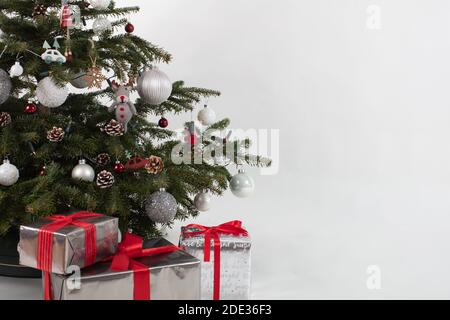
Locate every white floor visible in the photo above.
<box><xmin>0</xmin><ymin>277</ymin><xmax>42</xmax><ymax>300</ymax></box>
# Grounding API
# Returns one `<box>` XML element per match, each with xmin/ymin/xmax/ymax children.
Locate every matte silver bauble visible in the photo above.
<box><xmin>71</xmin><ymin>159</ymin><xmax>95</xmax><ymax>182</ymax></box>
<box><xmin>36</xmin><ymin>77</ymin><xmax>69</xmax><ymax>108</ymax></box>
<box><xmin>93</xmin><ymin>17</ymin><xmax>112</xmax><ymax>35</ymax></box>
<box><xmin>70</xmin><ymin>71</ymin><xmax>89</xmax><ymax>89</ymax></box>
<box><xmin>0</xmin><ymin>159</ymin><xmax>19</xmax><ymax>187</ymax></box>
<box><xmin>230</xmin><ymin>169</ymin><xmax>255</xmax><ymax>198</ymax></box>
<box><xmin>90</xmin><ymin>0</ymin><xmax>111</xmax><ymax>10</ymax></box>
<box><xmin>0</xmin><ymin>68</ymin><xmax>12</xmax><ymax>105</ymax></box>
<box><xmin>194</xmin><ymin>192</ymin><xmax>212</xmax><ymax>212</ymax></box>
<box><xmin>137</xmin><ymin>68</ymin><xmax>172</xmax><ymax>105</ymax></box>
<box><xmin>197</xmin><ymin>105</ymin><xmax>216</xmax><ymax>126</ymax></box>
<box><xmin>145</xmin><ymin>189</ymin><xmax>178</xmax><ymax>224</ymax></box>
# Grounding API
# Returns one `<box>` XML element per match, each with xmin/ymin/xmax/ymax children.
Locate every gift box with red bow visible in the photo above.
<box><xmin>18</xmin><ymin>211</ymin><xmax>119</xmax><ymax>275</ymax></box>
<box><xmin>46</xmin><ymin>234</ymin><xmax>201</xmax><ymax>300</ymax></box>
<box><xmin>179</xmin><ymin>221</ymin><xmax>251</xmax><ymax>300</ymax></box>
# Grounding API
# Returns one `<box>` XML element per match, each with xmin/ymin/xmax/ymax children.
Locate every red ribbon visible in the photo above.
<box><xmin>38</xmin><ymin>211</ymin><xmax>104</xmax><ymax>300</ymax></box>
<box><xmin>107</xmin><ymin>233</ymin><xmax>180</xmax><ymax>300</ymax></box>
<box><xmin>181</xmin><ymin>220</ymin><xmax>248</xmax><ymax>300</ymax></box>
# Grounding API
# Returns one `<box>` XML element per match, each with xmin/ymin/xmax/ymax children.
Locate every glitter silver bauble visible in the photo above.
<box><xmin>9</xmin><ymin>62</ymin><xmax>23</xmax><ymax>78</ymax></box>
<box><xmin>36</xmin><ymin>77</ymin><xmax>69</xmax><ymax>108</ymax></box>
<box><xmin>194</xmin><ymin>192</ymin><xmax>212</xmax><ymax>212</ymax></box>
<box><xmin>137</xmin><ymin>68</ymin><xmax>172</xmax><ymax>105</ymax></box>
<box><xmin>70</xmin><ymin>70</ymin><xmax>89</xmax><ymax>89</ymax></box>
<box><xmin>93</xmin><ymin>17</ymin><xmax>112</xmax><ymax>35</ymax></box>
<box><xmin>71</xmin><ymin>159</ymin><xmax>95</xmax><ymax>182</ymax></box>
<box><xmin>145</xmin><ymin>189</ymin><xmax>178</xmax><ymax>224</ymax></box>
<box><xmin>0</xmin><ymin>159</ymin><xmax>19</xmax><ymax>187</ymax></box>
<box><xmin>197</xmin><ymin>105</ymin><xmax>216</xmax><ymax>126</ymax></box>
<box><xmin>0</xmin><ymin>68</ymin><xmax>12</xmax><ymax>105</ymax></box>
<box><xmin>90</xmin><ymin>0</ymin><xmax>111</xmax><ymax>9</ymax></box>
<box><xmin>230</xmin><ymin>169</ymin><xmax>255</xmax><ymax>198</ymax></box>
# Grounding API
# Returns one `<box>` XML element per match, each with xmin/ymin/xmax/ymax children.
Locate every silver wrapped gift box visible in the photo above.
<box><xmin>48</xmin><ymin>238</ymin><xmax>201</xmax><ymax>300</ymax></box>
<box><xmin>179</xmin><ymin>226</ymin><xmax>252</xmax><ymax>300</ymax></box>
<box><xmin>19</xmin><ymin>215</ymin><xmax>119</xmax><ymax>275</ymax></box>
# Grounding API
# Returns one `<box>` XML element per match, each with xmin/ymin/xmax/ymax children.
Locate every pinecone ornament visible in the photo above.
<box><xmin>99</xmin><ymin>120</ymin><xmax>125</xmax><ymax>136</ymax></box>
<box><xmin>47</xmin><ymin>127</ymin><xmax>65</xmax><ymax>142</ymax></box>
<box><xmin>96</xmin><ymin>153</ymin><xmax>111</xmax><ymax>166</ymax></box>
<box><xmin>145</xmin><ymin>156</ymin><xmax>164</xmax><ymax>174</ymax></box>
<box><xmin>32</xmin><ymin>4</ymin><xmax>47</xmax><ymax>17</ymax></box>
<box><xmin>0</xmin><ymin>112</ymin><xmax>11</xmax><ymax>127</ymax></box>
<box><xmin>96</xmin><ymin>170</ymin><xmax>115</xmax><ymax>188</ymax></box>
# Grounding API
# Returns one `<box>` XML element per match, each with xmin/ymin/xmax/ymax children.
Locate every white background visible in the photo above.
<box><xmin>3</xmin><ymin>0</ymin><xmax>450</xmax><ymax>299</ymax></box>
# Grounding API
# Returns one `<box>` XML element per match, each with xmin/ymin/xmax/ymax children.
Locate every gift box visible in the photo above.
<box><xmin>47</xmin><ymin>235</ymin><xmax>201</xmax><ymax>300</ymax></box>
<box><xmin>18</xmin><ymin>211</ymin><xmax>119</xmax><ymax>275</ymax></box>
<box><xmin>179</xmin><ymin>220</ymin><xmax>251</xmax><ymax>300</ymax></box>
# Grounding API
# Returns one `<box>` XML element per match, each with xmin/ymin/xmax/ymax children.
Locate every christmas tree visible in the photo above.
<box><xmin>0</xmin><ymin>0</ymin><xmax>270</xmax><ymax>238</ymax></box>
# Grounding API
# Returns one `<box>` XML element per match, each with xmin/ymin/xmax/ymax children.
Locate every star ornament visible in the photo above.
<box><xmin>85</xmin><ymin>67</ymin><xmax>106</xmax><ymax>89</ymax></box>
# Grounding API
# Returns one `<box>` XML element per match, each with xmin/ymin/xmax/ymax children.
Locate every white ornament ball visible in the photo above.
<box><xmin>71</xmin><ymin>159</ymin><xmax>95</xmax><ymax>182</ymax></box>
<box><xmin>0</xmin><ymin>159</ymin><xmax>19</xmax><ymax>187</ymax></box>
<box><xmin>137</xmin><ymin>69</ymin><xmax>172</xmax><ymax>105</ymax></box>
<box><xmin>36</xmin><ymin>77</ymin><xmax>69</xmax><ymax>108</ymax></box>
<box><xmin>93</xmin><ymin>17</ymin><xmax>112</xmax><ymax>35</ymax></box>
<box><xmin>197</xmin><ymin>106</ymin><xmax>216</xmax><ymax>126</ymax></box>
<box><xmin>0</xmin><ymin>68</ymin><xmax>12</xmax><ymax>105</ymax></box>
<box><xmin>230</xmin><ymin>170</ymin><xmax>255</xmax><ymax>198</ymax></box>
<box><xmin>70</xmin><ymin>70</ymin><xmax>89</xmax><ymax>89</ymax></box>
<box><xmin>9</xmin><ymin>62</ymin><xmax>23</xmax><ymax>78</ymax></box>
<box><xmin>145</xmin><ymin>189</ymin><xmax>178</xmax><ymax>224</ymax></box>
<box><xmin>90</xmin><ymin>0</ymin><xmax>111</xmax><ymax>9</ymax></box>
<box><xmin>194</xmin><ymin>192</ymin><xmax>212</xmax><ymax>212</ymax></box>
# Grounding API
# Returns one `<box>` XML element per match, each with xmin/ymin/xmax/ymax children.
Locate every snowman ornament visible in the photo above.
<box><xmin>108</xmin><ymin>80</ymin><xmax>136</xmax><ymax>133</ymax></box>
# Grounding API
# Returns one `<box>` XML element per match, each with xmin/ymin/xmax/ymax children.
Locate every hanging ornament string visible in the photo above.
<box><xmin>86</xmin><ymin>40</ymin><xmax>106</xmax><ymax>89</ymax></box>
<box><xmin>0</xmin><ymin>45</ymin><xmax>7</xmax><ymax>59</ymax></box>
<box><xmin>60</xmin><ymin>3</ymin><xmax>73</xmax><ymax>62</ymax></box>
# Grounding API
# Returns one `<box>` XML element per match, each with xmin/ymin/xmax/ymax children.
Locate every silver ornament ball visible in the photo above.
<box><xmin>71</xmin><ymin>159</ymin><xmax>96</xmax><ymax>182</ymax></box>
<box><xmin>197</xmin><ymin>106</ymin><xmax>216</xmax><ymax>126</ymax></box>
<box><xmin>145</xmin><ymin>189</ymin><xmax>178</xmax><ymax>224</ymax></box>
<box><xmin>70</xmin><ymin>70</ymin><xmax>89</xmax><ymax>89</ymax></box>
<box><xmin>230</xmin><ymin>170</ymin><xmax>255</xmax><ymax>198</ymax></box>
<box><xmin>0</xmin><ymin>68</ymin><xmax>12</xmax><ymax>105</ymax></box>
<box><xmin>9</xmin><ymin>62</ymin><xmax>23</xmax><ymax>78</ymax></box>
<box><xmin>0</xmin><ymin>159</ymin><xmax>19</xmax><ymax>187</ymax></box>
<box><xmin>93</xmin><ymin>17</ymin><xmax>112</xmax><ymax>35</ymax></box>
<box><xmin>194</xmin><ymin>192</ymin><xmax>212</xmax><ymax>212</ymax></box>
<box><xmin>36</xmin><ymin>77</ymin><xmax>68</xmax><ymax>108</ymax></box>
<box><xmin>90</xmin><ymin>0</ymin><xmax>111</xmax><ymax>9</ymax></box>
<box><xmin>137</xmin><ymin>68</ymin><xmax>172</xmax><ymax>105</ymax></box>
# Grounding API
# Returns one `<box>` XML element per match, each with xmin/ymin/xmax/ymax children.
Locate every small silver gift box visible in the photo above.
<box><xmin>18</xmin><ymin>215</ymin><xmax>118</xmax><ymax>275</ymax></box>
<box><xmin>48</xmin><ymin>238</ymin><xmax>201</xmax><ymax>300</ymax></box>
<box><xmin>179</xmin><ymin>227</ymin><xmax>252</xmax><ymax>300</ymax></box>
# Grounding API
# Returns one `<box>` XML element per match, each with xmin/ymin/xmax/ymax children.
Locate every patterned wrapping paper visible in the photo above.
<box><xmin>48</xmin><ymin>238</ymin><xmax>201</xmax><ymax>300</ymax></box>
<box><xmin>18</xmin><ymin>215</ymin><xmax>119</xmax><ymax>275</ymax></box>
<box><xmin>180</xmin><ymin>227</ymin><xmax>252</xmax><ymax>300</ymax></box>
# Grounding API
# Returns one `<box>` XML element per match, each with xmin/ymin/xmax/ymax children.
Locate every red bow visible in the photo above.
<box><xmin>107</xmin><ymin>233</ymin><xmax>180</xmax><ymax>300</ymax></box>
<box><xmin>39</xmin><ymin>211</ymin><xmax>104</xmax><ymax>300</ymax></box>
<box><xmin>182</xmin><ymin>221</ymin><xmax>248</xmax><ymax>300</ymax></box>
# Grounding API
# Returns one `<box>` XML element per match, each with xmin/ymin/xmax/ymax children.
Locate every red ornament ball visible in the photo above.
<box><xmin>125</xmin><ymin>23</ymin><xmax>134</xmax><ymax>33</ymax></box>
<box><xmin>114</xmin><ymin>161</ymin><xmax>125</xmax><ymax>174</ymax></box>
<box><xmin>25</xmin><ymin>103</ymin><xmax>37</xmax><ymax>114</ymax></box>
<box><xmin>158</xmin><ymin>117</ymin><xmax>169</xmax><ymax>128</ymax></box>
